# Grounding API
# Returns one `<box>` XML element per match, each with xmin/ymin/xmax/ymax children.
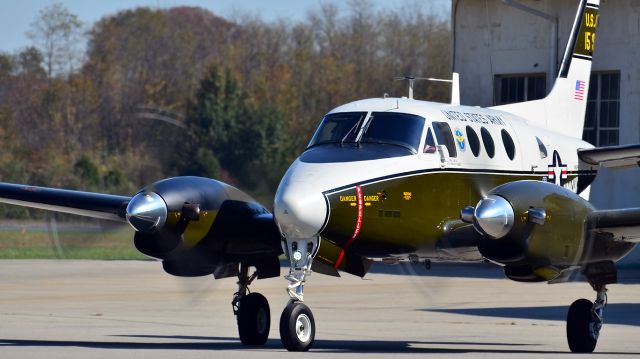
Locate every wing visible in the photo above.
<box><xmin>577</xmin><ymin>145</ymin><xmax>640</xmax><ymax>241</ymax></box>
<box><xmin>586</xmin><ymin>207</ymin><xmax>640</xmax><ymax>243</ymax></box>
<box><xmin>0</xmin><ymin>182</ymin><xmax>130</xmax><ymax>222</ymax></box>
<box><xmin>578</xmin><ymin>144</ymin><xmax>640</xmax><ymax>169</ymax></box>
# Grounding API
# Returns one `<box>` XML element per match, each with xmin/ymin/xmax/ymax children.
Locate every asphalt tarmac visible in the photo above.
<box><xmin>1</xmin><ymin>260</ymin><xmax>639</xmax><ymax>358</ymax></box>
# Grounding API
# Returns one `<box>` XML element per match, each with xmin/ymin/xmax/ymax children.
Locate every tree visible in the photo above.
<box><xmin>16</xmin><ymin>47</ymin><xmax>46</xmax><ymax>78</ymax></box>
<box><xmin>27</xmin><ymin>3</ymin><xmax>84</xmax><ymax>79</ymax></box>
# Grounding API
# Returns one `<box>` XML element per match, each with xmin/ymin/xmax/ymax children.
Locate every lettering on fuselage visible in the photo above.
<box><xmin>441</xmin><ymin>110</ymin><xmax>507</xmax><ymax>126</ymax></box>
<box><xmin>340</xmin><ymin>194</ymin><xmax>382</xmax><ymax>205</ymax></box>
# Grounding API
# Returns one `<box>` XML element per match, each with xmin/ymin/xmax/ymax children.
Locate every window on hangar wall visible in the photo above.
<box><xmin>493</xmin><ymin>74</ymin><xmax>546</xmax><ymax>105</ymax></box>
<box><xmin>582</xmin><ymin>72</ymin><xmax>621</xmax><ymax>147</ymax></box>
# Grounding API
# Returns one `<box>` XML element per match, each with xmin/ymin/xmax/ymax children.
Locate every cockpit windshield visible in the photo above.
<box><xmin>308</xmin><ymin>111</ymin><xmax>425</xmax><ymax>153</ymax></box>
<box><xmin>308</xmin><ymin>112</ymin><xmax>367</xmax><ymax>147</ymax></box>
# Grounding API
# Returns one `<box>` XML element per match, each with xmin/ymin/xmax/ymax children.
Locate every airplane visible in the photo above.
<box><xmin>0</xmin><ymin>0</ymin><xmax>637</xmax><ymax>353</ymax></box>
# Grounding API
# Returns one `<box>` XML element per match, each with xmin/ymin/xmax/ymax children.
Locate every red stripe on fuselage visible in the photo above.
<box><xmin>334</xmin><ymin>185</ymin><xmax>363</xmax><ymax>269</ymax></box>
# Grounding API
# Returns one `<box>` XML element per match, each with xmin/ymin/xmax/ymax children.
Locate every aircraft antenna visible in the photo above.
<box><xmin>395</xmin><ymin>74</ymin><xmax>460</xmax><ymax>104</ymax></box>
<box><xmin>426</xmin><ymin>73</ymin><xmax>460</xmax><ymax>105</ymax></box>
<box><xmin>394</xmin><ymin>76</ymin><xmax>428</xmax><ymax>99</ymax></box>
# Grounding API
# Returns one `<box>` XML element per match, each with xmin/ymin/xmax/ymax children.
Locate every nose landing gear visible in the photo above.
<box><xmin>279</xmin><ymin>237</ymin><xmax>319</xmax><ymax>351</ymax></box>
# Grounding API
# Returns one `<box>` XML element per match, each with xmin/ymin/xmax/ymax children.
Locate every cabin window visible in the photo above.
<box><xmin>424</xmin><ymin>128</ymin><xmax>437</xmax><ymax>153</ymax></box>
<box><xmin>308</xmin><ymin>112</ymin><xmax>367</xmax><ymax>147</ymax></box>
<box><xmin>582</xmin><ymin>72</ymin><xmax>620</xmax><ymax>147</ymax></box>
<box><xmin>359</xmin><ymin>112</ymin><xmax>425</xmax><ymax>153</ymax></box>
<box><xmin>433</xmin><ymin>122</ymin><xmax>457</xmax><ymax>158</ymax></box>
<box><xmin>501</xmin><ymin>129</ymin><xmax>516</xmax><ymax>160</ymax></box>
<box><xmin>480</xmin><ymin>127</ymin><xmax>495</xmax><ymax>158</ymax></box>
<box><xmin>536</xmin><ymin>137</ymin><xmax>547</xmax><ymax>159</ymax></box>
<box><xmin>466</xmin><ymin>126</ymin><xmax>480</xmax><ymax>157</ymax></box>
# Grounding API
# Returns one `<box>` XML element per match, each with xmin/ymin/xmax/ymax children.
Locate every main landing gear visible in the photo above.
<box><xmin>233</xmin><ymin>264</ymin><xmax>270</xmax><ymax>346</ymax></box>
<box><xmin>566</xmin><ymin>285</ymin><xmax>607</xmax><ymax>353</ymax></box>
<box><xmin>566</xmin><ymin>261</ymin><xmax>616</xmax><ymax>353</ymax></box>
<box><xmin>279</xmin><ymin>237</ymin><xmax>319</xmax><ymax>351</ymax></box>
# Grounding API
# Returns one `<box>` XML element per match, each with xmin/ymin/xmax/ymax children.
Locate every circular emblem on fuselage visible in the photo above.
<box><xmin>454</xmin><ymin>128</ymin><xmax>465</xmax><ymax>151</ymax></box>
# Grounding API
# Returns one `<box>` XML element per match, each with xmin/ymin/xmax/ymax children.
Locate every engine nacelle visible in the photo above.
<box><xmin>466</xmin><ymin>180</ymin><xmax>596</xmax><ymax>280</ymax></box>
<box><xmin>127</xmin><ymin>176</ymin><xmax>282</xmax><ymax>277</ymax></box>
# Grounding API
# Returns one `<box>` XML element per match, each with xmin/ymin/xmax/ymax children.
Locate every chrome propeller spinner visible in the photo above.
<box><xmin>461</xmin><ymin>195</ymin><xmax>515</xmax><ymax>239</ymax></box>
<box><xmin>126</xmin><ymin>192</ymin><xmax>167</xmax><ymax>232</ymax></box>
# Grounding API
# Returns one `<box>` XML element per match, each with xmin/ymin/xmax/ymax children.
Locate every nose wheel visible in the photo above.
<box><xmin>280</xmin><ymin>236</ymin><xmax>319</xmax><ymax>351</ymax></box>
<box><xmin>279</xmin><ymin>301</ymin><xmax>315</xmax><ymax>351</ymax></box>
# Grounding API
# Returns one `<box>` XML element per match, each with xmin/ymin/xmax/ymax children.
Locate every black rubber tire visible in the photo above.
<box><xmin>567</xmin><ymin>298</ymin><xmax>598</xmax><ymax>353</ymax></box>
<box><xmin>279</xmin><ymin>301</ymin><xmax>315</xmax><ymax>351</ymax></box>
<box><xmin>237</xmin><ymin>292</ymin><xmax>270</xmax><ymax>346</ymax></box>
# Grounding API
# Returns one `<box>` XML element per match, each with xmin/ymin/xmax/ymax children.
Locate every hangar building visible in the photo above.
<box><xmin>452</xmin><ymin>0</ymin><xmax>640</xmax><ymax>263</ymax></box>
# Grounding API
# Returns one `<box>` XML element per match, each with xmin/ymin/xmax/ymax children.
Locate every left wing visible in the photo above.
<box><xmin>578</xmin><ymin>144</ymin><xmax>640</xmax><ymax>169</ymax></box>
<box><xmin>577</xmin><ymin>145</ymin><xmax>640</xmax><ymax>241</ymax></box>
<box><xmin>0</xmin><ymin>182</ymin><xmax>130</xmax><ymax>221</ymax></box>
<box><xmin>586</xmin><ymin>208</ymin><xmax>640</xmax><ymax>243</ymax></box>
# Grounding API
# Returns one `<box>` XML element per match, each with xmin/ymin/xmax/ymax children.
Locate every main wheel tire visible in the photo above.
<box><xmin>237</xmin><ymin>292</ymin><xmax>270</xmax><ymax>346</ymax></box>
<box><xmin>279</xmin><ymin>301</ymin><xmax>315</xmax><ymax>351</ymax></box>
<box><xmin>567</xmin><ymin>298</ymin><xmax>598</xmax><ymax>353</ymax></box>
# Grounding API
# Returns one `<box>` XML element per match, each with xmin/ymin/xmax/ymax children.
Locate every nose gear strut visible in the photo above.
<box><xmin>280</xmin><ymin>237</ymin><xmax>319</xmax><ymax>351</ymax></box>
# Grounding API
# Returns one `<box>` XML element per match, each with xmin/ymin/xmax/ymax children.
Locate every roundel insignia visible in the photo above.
<box><xmin>454</xmin><ymin>128</ymin><xmax>465</xmax><ymax>151</ymax></box>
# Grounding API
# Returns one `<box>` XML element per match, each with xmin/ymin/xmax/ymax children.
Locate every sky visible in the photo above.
<box><xmin>1</xmin><ymin>0</ymin><xmax>449</xmax><ymax>53</ymax></box>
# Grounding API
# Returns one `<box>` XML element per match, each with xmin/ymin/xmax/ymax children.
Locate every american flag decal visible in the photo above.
<box><xmin>574</xmin><ymin>80</ymin><xmax>586</xmax><ymax>101</ymax></box>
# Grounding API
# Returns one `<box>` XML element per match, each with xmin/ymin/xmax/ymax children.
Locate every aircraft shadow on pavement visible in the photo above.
<box><xmin>368</xmin><ymin>262</ymin><xmax>504</xmax><ymax>279</ymax></box>
<box><xmin>0</xmin><ymin>335</ymin><xmax>639</xmax><ymax>355</ymax></box>
<box><xmin>423</xmin><ymin>303</ymin><xmax>640</xmax><ymax>326</ymax></box>
<box><xmin>368</xmin><ymin>262</ymin><xmax>640</xmax><ymax>284</ymax></box>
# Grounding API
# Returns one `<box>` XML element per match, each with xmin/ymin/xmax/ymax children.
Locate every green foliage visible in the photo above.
<box><xmin>0</xmin><ymin>2</ymin><xmax>450</xmax><ymax>211</ymax></box>
<box><xmin>16</xmin><ymin>47</ymin><xmax>46</xmax><ymax>77</ymax></box>
<box><xmin>183</xmin><ymin>65</ymin><xmax>292</xmax><ymax>193</ymax></box>
<box><xmin>74</xmin><ymin>154</ymin><xmax>100</xmax><ymax>187</ymax></box>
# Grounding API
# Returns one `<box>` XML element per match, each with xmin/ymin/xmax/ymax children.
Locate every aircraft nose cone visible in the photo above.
<box><xmin>473</xmin><ymin>195</ymin><xmax>514</xmax><ymax>239</ymax></box>
<box><xmin>274</xmin><ymin>183</ymin><xmax>327</xmax><ymax>238</ymax></box>
<box><xmin>126</xmin><ymin>192</ymin><xmax>167</xmax><ymax>232</ymax></box>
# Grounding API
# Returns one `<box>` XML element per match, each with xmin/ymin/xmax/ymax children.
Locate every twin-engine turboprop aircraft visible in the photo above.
<box><xmin>1</xmin><ymin>0</ymin><xmax>639</xmax><ymax>353</ymax></box>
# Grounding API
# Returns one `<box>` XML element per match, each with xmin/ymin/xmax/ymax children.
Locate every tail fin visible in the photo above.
<box><xmin>491</xmin><ymin>0</ymin><xmax>599</xmax><ymax>138</ymax></box>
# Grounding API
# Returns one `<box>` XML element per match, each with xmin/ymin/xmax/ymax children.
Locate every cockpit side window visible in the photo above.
<box><xmin>432</xmin><ymin>122</ymin><xmax>457</xmax><ymax>158</ymax></box>
<box><xmin>424</xmin><ymin>128</ymin><xmax>437</xmax><ymax>153</ymax></box>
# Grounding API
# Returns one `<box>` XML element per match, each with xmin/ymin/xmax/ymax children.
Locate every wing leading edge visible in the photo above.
<box><xmin>0</xmin><ymin>182</ymin><xmax>130</xmax><ymax>222</ymax></box>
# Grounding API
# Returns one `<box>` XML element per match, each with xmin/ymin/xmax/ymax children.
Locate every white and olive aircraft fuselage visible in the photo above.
<box><xmin>1</xmin><ymin>0</ymin><xmax>639</xmax><ymax>354</ymax></box>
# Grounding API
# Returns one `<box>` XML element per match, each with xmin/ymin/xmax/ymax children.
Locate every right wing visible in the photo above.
<box><xmin>0</xmin><ymin>182</ymin><xmax>130</xmax><ymax>222</ymax></box>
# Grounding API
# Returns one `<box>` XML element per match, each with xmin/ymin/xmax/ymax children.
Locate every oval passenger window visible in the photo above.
<box><xmin>480</xmin><ymin>127</ymin><xmax>495</xmax><ymax>158</ymax></box>
<box><xmin>466</xmin><ymin>126</ymin><xmax>480</xmax><ymax>157</ymax></box>
<box><xmin>501</xmin><ymin>129</ymin><xmax>516</xmax><ymax>160</ymax></box>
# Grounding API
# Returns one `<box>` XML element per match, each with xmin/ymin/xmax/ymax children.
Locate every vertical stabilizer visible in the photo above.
<box><xmin>491</xmin><ymin>0</ymin><xmax>600</xmax><ymax>139</ymax></box>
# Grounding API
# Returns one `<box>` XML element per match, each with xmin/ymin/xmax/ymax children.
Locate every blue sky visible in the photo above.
<box><xmin>1</xmin><ymin>0</ymin><xmax>449</xmax><ymax>53</ymax></box>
